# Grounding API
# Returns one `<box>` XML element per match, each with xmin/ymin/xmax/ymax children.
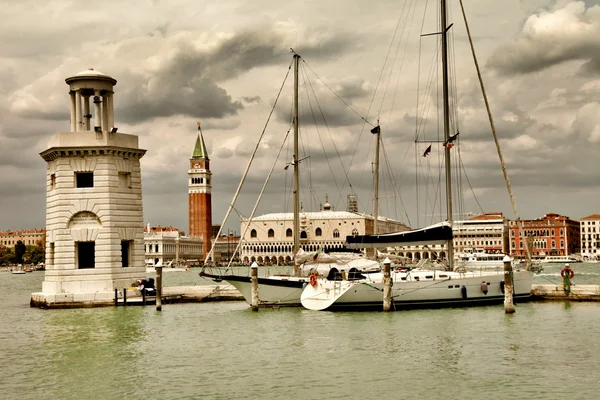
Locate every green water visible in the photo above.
<box><xmin>1</xmin><ymin>266</ymin><xmax>599</xmax><ymax>399</ymax></box>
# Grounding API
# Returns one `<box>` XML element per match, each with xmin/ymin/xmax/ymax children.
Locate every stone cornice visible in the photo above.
<box><xmin>40</xmin><ymin>146</ymin><xmax>147</xmax><ymax>162</ymax></box>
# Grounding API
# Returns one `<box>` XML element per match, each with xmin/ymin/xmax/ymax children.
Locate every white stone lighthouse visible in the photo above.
<box><xmin>31</xmin><ymin>69</ymin><xmax>147</xmax><ymax>308</ymax></box>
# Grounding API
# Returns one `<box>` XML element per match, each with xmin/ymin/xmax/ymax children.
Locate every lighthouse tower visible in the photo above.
<box><xmin>31</xmin><ymin>69</ymin><xmax>147</xmax><ymax>308</ymax></box>
<box><xmin>188</xmin><ymin>123</ymin><xmax>212</xmax><ymax>259</ymax></box>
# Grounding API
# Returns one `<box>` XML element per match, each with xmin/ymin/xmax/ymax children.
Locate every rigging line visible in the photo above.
<box><xmin>458</xmin><ymin>0</ymin><xmax>532</xmax><ymax>266</ymax></box>
<box><xmin>203</xmin><ymin>59</ymin><xmax>293</xmax><ymax>267</ymax></box>
<box><xmin>331</xmin><ymin>1</ymin><xmax>417</xmax><ymax>209</ymax></box>
<box><xmin>415</xmin><ymin>0</ymin><xmax>431</xmax><ymax>226</ymax></box>
<box><xmin>457</xmin><ymin>148</ymin><xmax>485</xmax><ymax>215</ymax></box>
<box><xmin>380</xmin><ymin>137</ymin><xmax>412</xmax><ymax>226</ymax></box>
<box><xmin>384</xmin><ymin>0</ymin><xmax>419</xmax><ymax>128</ymax></box>
<box><xmin>300</xmin><ymin>59</ymin><xmax>376</xmax><ymax>128</ymax></box>
<box><xmin>226</xmin><ymin>127</ymin><xmax>293</xmax><ymax>270</ymax></box>
<box><xmin>378</xmin><ymin>0</ymin><xmax>413</xmax><ymax>117</ymax></box>
<box><xmin>301</xmin><ymin>62</ymin><xmax>347</xmax><ymax>208</ymax></box>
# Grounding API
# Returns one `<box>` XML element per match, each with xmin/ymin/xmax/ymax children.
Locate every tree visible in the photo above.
<box><xmin>0</xmin><ymin>249</ymin><xmax>15</xmax><ymax>266</ymax></box>
<box><xmin>25</xmin><ymin>245</ymin><xmax>45</xmax><ymax>265</ymax></box>
<box><xmin>14</xmin><ymin>240</ymin><xmax>26</xmax><ymax>264</ymax></box>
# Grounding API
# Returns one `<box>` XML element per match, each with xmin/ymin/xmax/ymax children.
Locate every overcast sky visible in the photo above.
<box><xmin>1</xmin><ymin>0</ymin><xmax>600</xmax><ymax>234</ymax></box>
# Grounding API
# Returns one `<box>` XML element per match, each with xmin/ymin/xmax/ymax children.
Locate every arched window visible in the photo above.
<box><xmin>251</xmin><ymin>229</ymin><xmax>257</xmax><ymax>238</ymax></box>
<box><xmin>300</xmin><ymin>231</ymin><xmax>307</xmax><ymax>239</ymax></box>
<box><xmin>333</xmin><ymin>229</ymin><xmax>340</xmax><ymax>238</ymax></box>
<box><xmin>315</xmin><ymin>227</ymin><xmax>322</xmax><ymax>237</ymax></box>
<box><xmin>286</xmin><ymin>228</ymin><xmax>292</xmax><ymax>237</ymax></box>
<box><xmin>268</xmin><ymin>229</ymin><xmax>275</xmax><ymax>238</ymax></box>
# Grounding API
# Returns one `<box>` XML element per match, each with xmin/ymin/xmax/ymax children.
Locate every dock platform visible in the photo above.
<box><xmin>114</xmin><ymin>284</ymin><xmax>244</xmax><ymax>306</ymax></box>
<box><xmin>531</xmin><ymin>284</ymin><xmax>600</xmax><ymax>301</ymax></box>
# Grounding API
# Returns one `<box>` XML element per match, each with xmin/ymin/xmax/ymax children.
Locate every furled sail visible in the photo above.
<box><xmin>345</xmin><ymin>221</ymin><xmax>452</xmax><ymax>248</ymax></box>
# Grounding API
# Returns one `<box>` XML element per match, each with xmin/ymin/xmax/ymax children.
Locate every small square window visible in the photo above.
<box><xmin>118</xmin><ymin>172</ymin><xmax>131</xmax><ymax>188</ymax></box>
<box><xmin>75</xmin><ymin>172</ymin><xmax>94</xmax><ymax>188</ymax></box>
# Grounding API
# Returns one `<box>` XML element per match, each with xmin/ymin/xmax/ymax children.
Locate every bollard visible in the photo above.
<box><xmin>251</xmin><ymin>262</ymin><xmax>259</xmax><ymax>311</ymax></box>
<box><xmin>383</xmin><ymin>257</ymin><xmax>392</xmax><ymax>312</ymax></box>
<box><xmin>503</xmin><ymin>255</ymin><xmax>515</xmax><ymax>314</ymax></box>
<box><xmin>156</xmin><ymin>266</ymin><xmax>163</xmax><ymax>311</ymax></box>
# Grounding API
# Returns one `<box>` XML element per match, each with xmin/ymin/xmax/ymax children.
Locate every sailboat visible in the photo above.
<box><xmin>300</xmin><ymin>0</ymin><xmax>535</xmax><ymax>311</ymax></box>
<box><xmin>200</xmin><ymin>52</ymin><xmax>381</xmax><ymax>307</ymax></box>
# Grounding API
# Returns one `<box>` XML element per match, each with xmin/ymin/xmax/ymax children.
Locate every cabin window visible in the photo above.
<box><xmin>268</xmin><ymin>229</ymin><xmax>275</xmax><ymax>238</ymax></box>
<box><xmin>75</xmin><ymin>172</ymin><xmax>94</xmax><ymax>188</ymax></box>
<box><xmin>251</xmin><ymin>229</ymin><xmax>257</xmax><ymax>238</ymax></box>
<box><xmin>425</xmin><ymin>275</ymin><xmax>433</xmax><ymax>279</ymax></box>
<box><xmin>439</xmin><ymin>275</ymin><xmax>447</xmax><ymax>278</ymax></box>
<box><xmin>315</xmin><ymin>227</ymin><xmax>322</xmax><ymax>237</ymax></box>
<box><xmin>76</xmin><ymin>241</ymin><xmax>95</xmax><ymax>269</ymax></box>
<box><xmin>121</xmin><ymin>240</ymin><xmax>132</xmax><ymax>267</ymax></box>
<box><xmin>333</xmin><ymin>229</ymin><xmax>340</xmax><ymax>238</ymax></box>
<box><xmin>286</xmin><ymin>228</ymin><xmax>292</xmax><ymax>237</ymax></box>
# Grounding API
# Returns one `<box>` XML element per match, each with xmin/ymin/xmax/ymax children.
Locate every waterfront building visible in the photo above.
<box><xmin>453</xmin><ymin>212</ymin><xmax>508</xmax><ymax>254</ymax></box>
<box><xmin>508</xmin><ymin>212</ymin><xmax>580</xmax><ymax>259</ymax></box>
<box><xmin>143</xmin><ymin>225</ymin><xmax>202</xmax><ymax>266</ymax></box>
<box><xmin>240</xmin><ymin>198</ymin><xmax>410</xmax><ymax>264</ymax></box>
<box><xmin>0</xmin><ymin>229</ymin><xmax>45</xmax><ymax>247</ymax></box>
<box><xmin>188</xmin><ymin>124</ymin><xmax>213</xmax><ymax>259</ymax></box>
<box><xmin>579</xmin><ymin>214</ymin><xmax>600</xmax><ymax>260</ymax></box>
<box><xmin>32</xmin><ymin>69</ymin><xmax>146</xmax><ymax>308</ymax></box>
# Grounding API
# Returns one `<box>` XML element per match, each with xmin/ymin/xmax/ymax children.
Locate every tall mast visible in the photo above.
<box><xmin>373</xmin><ymin>124</ymin><xmax>380</xmax><ymax>235</ymax></box>
<box><xmin>441</xmin><ymin>0</ymin><xmax>454</xmax><ymax>269</ymax></box>
<box><xmin>293</xmin><ymin>53</ymin><xmax>301</xmax><ymax>276</ymax></box>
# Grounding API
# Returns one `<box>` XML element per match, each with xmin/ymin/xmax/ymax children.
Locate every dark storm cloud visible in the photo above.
<box><xmin>114</xmin><ymin>28</ymin><xmax>358</xmax><ymax>124</ymax></box>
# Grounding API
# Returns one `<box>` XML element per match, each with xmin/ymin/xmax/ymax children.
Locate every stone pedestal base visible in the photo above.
<box><xmin>31</xmin><ymin>290</ymin><xmax>119</xmax><ymax>309</ymax></box>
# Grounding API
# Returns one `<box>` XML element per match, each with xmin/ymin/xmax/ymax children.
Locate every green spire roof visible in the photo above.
<box><xmin>191</xmin><ymin>127</ymin><xmax>208</xmax><ymax>159</ymax></box>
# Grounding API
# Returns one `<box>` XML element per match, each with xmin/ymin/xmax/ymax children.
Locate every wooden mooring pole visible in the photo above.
<box><xmin>503</xmin><ymin>255</ymin><xmax>515</xmax><ymax>314</ymax></box>
<box><xmin>156</xmin><ymin>266</ymin><xmax>163</xmax><ymax>311</ymax></box>
<box><xmin>383</xmin><ymin>257</ymin><xmax>392</xmax><ymax>312</ymax></box>
<box><xmin>251</xmin><ymin>262</ymin><xmax>259</xmax><ymax>311</ymax></box>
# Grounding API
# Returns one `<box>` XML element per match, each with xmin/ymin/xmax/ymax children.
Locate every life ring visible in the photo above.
<box><xmin>309</xmin><ymin>273</ymin><xmax>318</xmax><ymax>287</ymax></box>
<box><xmin>560</xmin><ymin>267</ymin><xmax>574</xmax><ymax>279</ymax></box>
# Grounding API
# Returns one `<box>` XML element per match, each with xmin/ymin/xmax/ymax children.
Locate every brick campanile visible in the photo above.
<box><xmin>188</xmin><ymin>123</ymin><xmax>212</xmax><ymax>259</ymax></box>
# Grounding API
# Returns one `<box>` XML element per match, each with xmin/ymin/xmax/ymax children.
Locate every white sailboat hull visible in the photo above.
<box><xmin>301</xmin><ymin>269</ymin><xmax>534</xmax><ymax>311</ymax></box>
<box><xmin>204</xmin><ymin>274</ymin><xmax>308</xmax><ymax>307</ymax></box>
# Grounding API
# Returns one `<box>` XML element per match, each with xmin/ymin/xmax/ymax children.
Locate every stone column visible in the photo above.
<box><xmin>94</xmin><ymin>90</ymin><xmax>102</xmax><ymax>131</ymax></box>
<box><xmin>107</xmin><ymin>93</ymin><xmax>114</xmax><ymax>130</ymax></box>
<box><xmin>102</xmin><ymin>94</ymin><xmax>109</xmax><ymax>133</ymax></box>
<box><xmin>75</xmin><ymin>90</ymin><xmax>82</xmax><ymax>131</ymax></box>
<box><xmin>83</xmin><ymin>95</ymin><xmax>90</xmax><ymax>131</ymax></box>
<box><xmin>70</xmin><ymin>91</ymin><xmax>76</xmax><ymax>132</ymax></box>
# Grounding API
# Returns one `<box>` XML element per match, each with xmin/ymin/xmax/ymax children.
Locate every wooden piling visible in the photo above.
<box><xmin>251</xmin><ymin>262</ymin><xmax>259</xmax><ymax>311</ymax></box>
<box><xmin>503</xmin><ymin>255</ymin><xmax>515</xmax><ymax>313</ymax></box>
<box><xmin>123</xmin><ymin>288</ymin><xmax>127</xmax><ymax>306</ymax></box>
<box><xmin>383</xmin><ymin>257</ymin><xmax>392</xmax><ymax>312</ymax></box>
<box><xmin>156</xmin><ymin>266</ymin><xmax>163</xmax><ymax>311</ymax></box>
<box><xmin>114</xmin><ymin>288</ymin><xmax>118</xmax><ymax>306</ymax></box>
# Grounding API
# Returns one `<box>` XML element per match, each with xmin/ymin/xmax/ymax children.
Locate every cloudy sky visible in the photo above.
<box><xmin>1</xmin><ymin>0</ymin><xmax>600</xmax><ymax>234</ymax></box>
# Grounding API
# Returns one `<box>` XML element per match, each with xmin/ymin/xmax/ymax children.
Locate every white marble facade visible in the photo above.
<box><xmin>32</xmin><ymin>70</ymin><xmax>146</xmax><ymax>308</ymax></box>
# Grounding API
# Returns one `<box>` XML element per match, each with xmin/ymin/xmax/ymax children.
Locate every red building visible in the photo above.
<box><xmin>508</xmin><ymin>212</ymin><xmax>580</xmax><ymax>258</ymax></box>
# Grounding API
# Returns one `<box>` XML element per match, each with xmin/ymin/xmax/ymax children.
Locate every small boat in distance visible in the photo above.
<box><xmin>541</xmin><ymin>255</ymin><xmax>581</xmax><ymax>264</ymax></box>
